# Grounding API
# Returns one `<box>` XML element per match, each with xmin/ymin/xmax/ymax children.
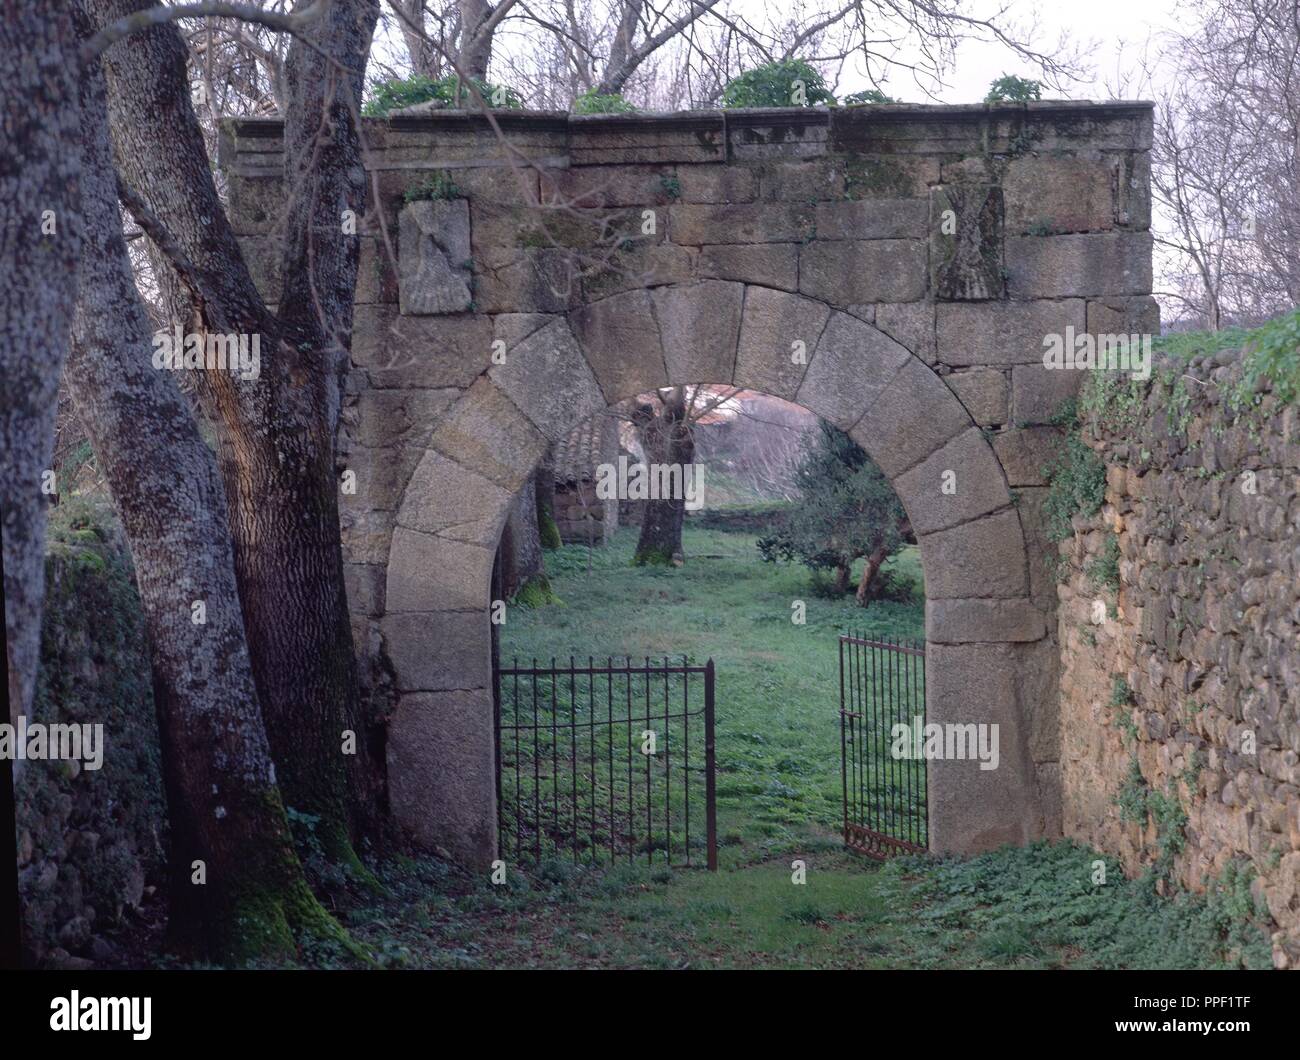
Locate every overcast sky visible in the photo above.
<box><xmin>831</xmin><ymin>0</ymin><xmax>1183</xmax><ymax>104</ymax></box>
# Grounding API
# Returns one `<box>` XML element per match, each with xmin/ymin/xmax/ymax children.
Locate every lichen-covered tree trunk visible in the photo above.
<box><xmin>64</xmin><ymin>45</ymin><xmax>348</xmax><ymax>963</ymax></box>
<box><xmin>87</xmin><ymin>0</ymin><xmax>383</xmax><ymax>863</ymax></box>
<box><xmin>0</xmin><ymin>4</ymin><xmax>82</xmax><ymax>755</ymax></box>
<box><xmin>634</xmin><ymin>389</ymin><xmax>694</xmax><ymax>565</ymax></box>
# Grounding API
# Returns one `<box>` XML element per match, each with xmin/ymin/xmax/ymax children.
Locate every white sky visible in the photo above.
<box><xmin>830</xmin><ymin>0</ymin><xmax>1184</xmax><ymax>103</ymax></box>
<box><xmin>370</xmin><ymin>0</ymin><xmax>1189</xmax><ymax>105</ymax></box>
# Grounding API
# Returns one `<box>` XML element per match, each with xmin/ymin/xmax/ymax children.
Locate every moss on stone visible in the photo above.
<box><xmin>513</xmin><ymin>573</ymin><xmax>561</xmax><ymax>608</ymax></box>
<box><xmin>537</xmin><ymin>501</ymin><xmax>562</xmax><ymax>550</ymax></box>
<box><xmin>843</xmin><ymin>156</ymin><xmax>911</xmax><ymax>199</ymax></box>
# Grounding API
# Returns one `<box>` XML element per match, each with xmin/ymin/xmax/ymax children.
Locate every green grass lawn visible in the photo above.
<box><xmin>335</xmin><ymin>523</ymin><xmax>1273</xmax><ymax>971</ymax></box>
<box><xmin>498</xmin><ymin>524</ymin><xmax>925</xmax><ymax>859</ymax></box>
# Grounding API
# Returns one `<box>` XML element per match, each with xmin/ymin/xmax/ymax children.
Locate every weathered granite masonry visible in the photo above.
<box><xmin>220</xmin><ymin>102</ymin><xmax>1156</xmax><ymax>868</ymax></box>
<box><xmin>1059</xmin><ymin>355</ymin><xmax>1300</xmax><ymax>968</ymax></box>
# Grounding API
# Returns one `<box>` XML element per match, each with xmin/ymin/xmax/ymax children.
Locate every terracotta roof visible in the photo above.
<box><xmin>552</xmin><ymin>415</ymin><xmax>616</xmax><ymax>484</ymax></box>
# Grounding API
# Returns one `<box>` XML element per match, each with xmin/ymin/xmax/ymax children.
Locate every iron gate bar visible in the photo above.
<box><xmin>494</xmin><ymin>655</ymin><xmax>717</xmax><ymax>871</ymax></box>
<box><xmin>839</xmin><ymin>633</ymin><xmax>928</xmax><ymax>859</ymax></box>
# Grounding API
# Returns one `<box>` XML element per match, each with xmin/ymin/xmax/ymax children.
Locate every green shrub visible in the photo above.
<box><xmin>841</xmin><ymin>88</ymin><xmax>898</xmax><ymax>104</ymax></box>
<box><xmin>1085</xmin><ymin>533</ymin><xmax>1121</xmax><ymax>592</ymax></box>
<box><xmin>721</xmin><ymin>59</ymin><xmax>835</xmax><ymax>108</ymax></box>
<box><xmin>402</xmin><ymin>170</ymin><xmax>463</xmax><ymax>204</ymax></box>
<box><xmin>985</xmin><ymin>74</ymin><xmax>1042</xmax><ymax>102</ymax></box>
<box><xmin>1041</xmin><ymin>432</ymin><xmax>1107</xmax><ymax>546</ymax></box>
<box><xmin>572</xmin><ymin>89</ymin><xmax>636</xmax><ymax>114</ymax></box>
<box><xmin>364</xmin><ymin>74</ymin><xmax>523</xmax><ymax>116</ymax></box>
<box><xmin>1232</xmin><ymin>307</ymin><xmax>1300</xmax><ymax>412</ymax></box>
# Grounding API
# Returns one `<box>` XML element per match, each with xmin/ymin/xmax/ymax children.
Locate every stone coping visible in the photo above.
<box><xmin>220</xmin><ymin>100</ymin><xmax>1155</xmax><ymax>168</ymax></box>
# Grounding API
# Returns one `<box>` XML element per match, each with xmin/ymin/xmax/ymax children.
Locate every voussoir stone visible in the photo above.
<box><xmin>428</xmin><ymin>376</ymin><xmax>548</xmax><ymax>492</ymax></box>
<box><xmin>652</xmin><ymin>281</ymin><xmax>743</xmax><ymax>385</ymax></box>
<box><xmin>795</xmin><ymin>311</ymin><xmax>912</xmax><ymax>428</ymax></box>
<box><xmin>734</xmin><ymin>286</ymin><xmax>830</xmax><ymax>400</ymax></box>
<box><xmin>892</xmin><ymin>427</ymin><xmax>1012</xmax><ymax>534</ymax></box>
<box><xmin>387</xmin><ymin>529</ymin><xmax>494</xmax><ymax>613</ymax></box>
<box><xmin>568</xmin><ymin>288</ymin><xmax>669</xmax><ymax>403</ymax></box>
<box><xmin>489</xmin><ymin>318</ymin><xmax>605</xmax><ymax>441</ymax></box>
<box><xmin>396</xmin><ymin>450</ymin><xmax>511</xmax><ymax>546</ymax></box>
<box><xmin>850</xmin><ymin>358</ymin><xmax>972</xmax><ymax>478</ymax></box>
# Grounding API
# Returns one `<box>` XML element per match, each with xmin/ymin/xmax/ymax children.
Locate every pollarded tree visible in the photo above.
<box><xmin>758</xmin><ymin>422</ymin><xmax>910</xmax><ymax>605</ymax></box>
<box><xmin>632</xmin><ymin>387</ymin><xmax>697</xmax><ymax>566</ymax></box>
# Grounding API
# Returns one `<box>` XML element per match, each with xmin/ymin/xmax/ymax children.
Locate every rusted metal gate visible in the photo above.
<box><xmin>839</xmin><ymin>634</ymin><xmax>928</xmax><ymax>858</ymax></box>
<box><xmin>494</xmin><ymin>656</ymin><xmax>717</xmax><ymax>870</ymax></box>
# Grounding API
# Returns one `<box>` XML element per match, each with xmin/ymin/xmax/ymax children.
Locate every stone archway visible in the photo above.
<box><xmin>221</xmin><ymin>100</ymin><xmax>1156</xmax><ymax>868</ymax></box>
<box><xmin>382</xmin><ymin>282</ymin><xmax>1050</xmax><ymax>867</ymax></box>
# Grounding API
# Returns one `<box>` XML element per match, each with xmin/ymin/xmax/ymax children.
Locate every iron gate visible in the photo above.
<box><xmin>839</xmin><ymin>634</ymin><xmax>927</xmax><ymax>858</ymax></box>
<box><xmin>494</xmin><ymin>656</ymin><xmax>717</xmax><ymax>870</ymax></box>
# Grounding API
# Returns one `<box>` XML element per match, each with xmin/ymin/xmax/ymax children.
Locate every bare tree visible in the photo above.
<box><xmin>1116</xmin><ymin>0</ymin><xmax>1299</xmax><ymax>329</ymax></box>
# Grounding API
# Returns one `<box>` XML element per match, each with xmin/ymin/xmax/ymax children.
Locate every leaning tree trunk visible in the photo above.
<box><xmin>634</xmin><ymin>389</ymin><xmax>694</xmax><ymax>565</ymax></box>
<box><xmin>855</xmin><ymin>544</ymin><xmax>889</xmax><ymax>606</ymax></box>
<box><xmin>88</xmin><ymin>0</ymin><xmax>382</xmax><ymax>868</ymax></box>
<box><xmin>64</xmin><ymin>43</ymin><xmax>351</xmax><ymax>963</ymax></box>
<box><xmin>0</xmin><ymin>4</ymin><xmax>82</xmax><ymax>754</ymax></box>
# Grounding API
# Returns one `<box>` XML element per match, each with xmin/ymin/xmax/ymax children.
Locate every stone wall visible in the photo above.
<box><xmin>221</xmin><ymin>101</ymin><xmax>1157</xmax><ymax>866</ymax></box>
<box><xmin>17</xmin><ymin>503</ymin><xmax>166</xmax><ymax>967</ymax></box>
<box><xmin>1057</xmin><ymin>353</ymin><xmax>1300</xmax><ymax>968</ymax></box>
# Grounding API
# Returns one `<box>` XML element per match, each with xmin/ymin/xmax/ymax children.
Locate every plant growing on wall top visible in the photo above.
<box><xmin>721</xmin><ymin>59</ymin><xmax>836</xmax><ymax>108</ymax></box>
<box><xmin>985</xmin><ymin>74</ymin><xmax>1042</xmax><ymax>102</ymax></box>
<box><xmin>363</xmin><ymin>74</ymin><xmax>524</xmax><ymax>116</ymax></box>
<box><xmin>841</xmin><ymin>88</ymin><xmax>900</xmax><ymax>104</ymax></box>
<box><xmin>573</xmin><ymin>90</ymin><xmax>637</xmax><ymax>114</ymax></box>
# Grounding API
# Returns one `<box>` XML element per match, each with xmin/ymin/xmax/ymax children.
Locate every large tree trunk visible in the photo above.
<box><xmin>65</xmin><ymin>43</ymin><xmax>345</xmax><ymax>962</ymax></box>
<box><xmin>1</xmin><ymin>4</ymin><xmax>82</xmax><ymax>754</ymax></box>
<box><xmin>87</xmin><ymin>0</ymin><xmax>383</xmax><ymax>867</ymax></box>
<box><xmin>456</xmin><ymin>0</ymin><xmax>493</xmax><ymax>80</ymax></box>
<box><xmin>634</xmin><ymin>389</ymin><xmax>694</xmax><ymax>565</ymax></box>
